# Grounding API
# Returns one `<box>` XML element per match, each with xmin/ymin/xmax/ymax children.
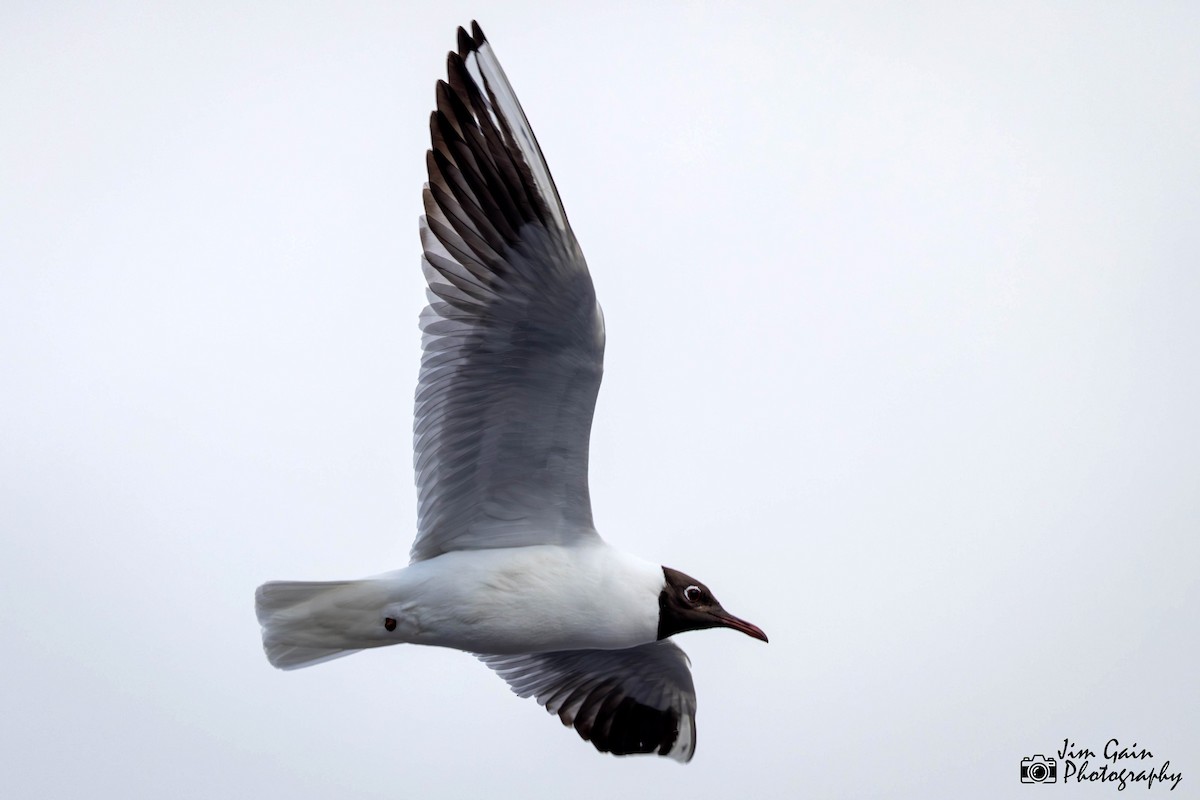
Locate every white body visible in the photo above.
<box><xmin>255</xmin><ymin>25</ymin><xmax>719</xmax><ymax>761</ymax></box>
<box><xmin>256</xmin><ymin>543</ymin><xmax>664</xmax><ymax>669</ymax></box>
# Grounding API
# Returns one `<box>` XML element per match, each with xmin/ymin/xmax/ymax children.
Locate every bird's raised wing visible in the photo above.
<box><xmin>478</xmin><ymin>641</ymin><xmax>698</xmax><ymax>762</ymax></box>
<box><xmin>412</xmin><ymin>22</ymin><xmax>604</xmax><ymax>562</ymax></box>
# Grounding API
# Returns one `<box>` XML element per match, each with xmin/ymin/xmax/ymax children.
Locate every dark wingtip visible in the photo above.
<box><xmin>456</xmin><ymin>25</ymin><xmax>472</xmax><ymax>56</ymax></box>
<box><xmin>434</xmin><ymin>79</ymin><xmax>451</xmax><ymax>110</ymax></box>
<box><xmin>471</xmin><ymin>20</ymin><xmax>487</xmax><ymax>44</ymax></box>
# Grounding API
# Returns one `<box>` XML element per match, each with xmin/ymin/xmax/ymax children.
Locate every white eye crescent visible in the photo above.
<box><xmin>684</xmin><ymin>585</ymin><xmax>702</xmax><ymax>603</ymax></box>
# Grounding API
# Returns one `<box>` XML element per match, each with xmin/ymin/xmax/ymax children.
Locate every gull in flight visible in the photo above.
<box><xmin>255</xmin><ymin>21</ymin><xmax>767</xmax><ymax>762</ymax></box>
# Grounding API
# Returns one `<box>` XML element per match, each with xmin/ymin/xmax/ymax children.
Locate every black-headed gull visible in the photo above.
<box><xmin>256</xmin><ymin>21</ymin><xmax>766</xmax><ymax>763</ymax></box>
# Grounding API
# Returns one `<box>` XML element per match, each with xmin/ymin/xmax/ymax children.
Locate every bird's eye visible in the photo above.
<box><xmin>684</xmin><ymin>585</ymin><xmax>702</xmax><ymax>603</ymax></box>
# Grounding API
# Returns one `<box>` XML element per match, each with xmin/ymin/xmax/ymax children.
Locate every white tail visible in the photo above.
<box><xmin>255</xmin><ymin>579</ymin><xmax>391</xmax><ymax>670</ymax></box>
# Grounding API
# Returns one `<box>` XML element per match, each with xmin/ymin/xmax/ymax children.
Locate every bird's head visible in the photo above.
<box><xmin>656</xmin><ymin>566</ymin><xmax>768</xmax><ymax>642</ymax></box>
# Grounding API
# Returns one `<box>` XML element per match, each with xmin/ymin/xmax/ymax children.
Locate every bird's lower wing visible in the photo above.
<box><xmin>478</xmin><ymin>640</ymin><xmax>698</xmax><ymax>762</ymax></box>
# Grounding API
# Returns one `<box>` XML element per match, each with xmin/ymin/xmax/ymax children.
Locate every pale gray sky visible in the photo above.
<box><xmin>2</xmin><ymin>2</ymin><xmax>1197</xmax><ymax>798</ymax></box>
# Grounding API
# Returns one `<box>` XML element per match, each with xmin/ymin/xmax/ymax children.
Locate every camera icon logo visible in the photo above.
<box><xmin>1020</xmin><ymin>754</ymin><xmax>1058</xmax><ymax>784</ymax></box>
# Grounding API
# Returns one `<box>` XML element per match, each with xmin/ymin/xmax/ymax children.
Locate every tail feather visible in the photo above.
<box><xmin>254</xmin><ymin>579</ymin><xmax>384</xmax><ymax>671</ymax></box>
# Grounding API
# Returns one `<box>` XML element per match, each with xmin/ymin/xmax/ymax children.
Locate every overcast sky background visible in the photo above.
<box><xmin>2</xmin><ymin>2</ymin><xmax>1198</xmax><ymax>797</ymax></box>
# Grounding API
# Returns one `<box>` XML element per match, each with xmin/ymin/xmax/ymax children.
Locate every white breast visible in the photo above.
<box><xmin>377</xmin><ymin>543</ymin><xmax>664</xmax><ymax>655</ymax></box>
